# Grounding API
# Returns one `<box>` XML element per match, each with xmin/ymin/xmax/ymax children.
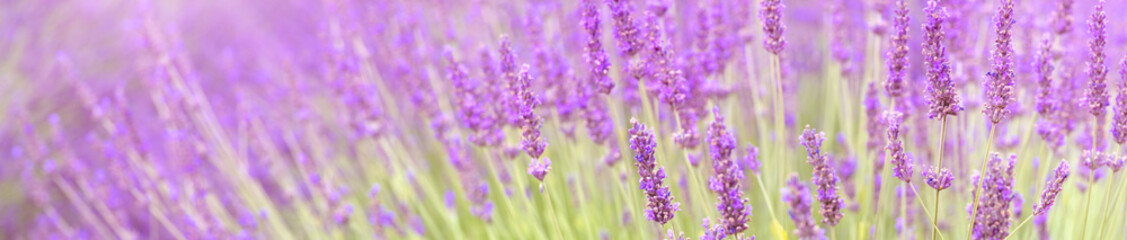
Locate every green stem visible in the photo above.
<box><xmin>1100</xmin><ymin>169</ymin><xmax>1127</xmax><ymax>239</ymax></box>
<box><xmin>908</xmin><ymin>183</ymin><xmax>944</xmax><ymax>240</ymax></box>
<box><xmin>1081</xmin><ymin>170</ymin><xmax>1094</xmax><ymax>239</ymax></box>
<box><xmin>755</xmin><ymin>174</ymin><xmax>781</xmax><ymax>223</ymax></box>
<box><xmin>1081</xmin><ymin>121</ymin><xmax>1099</xmax><ymax>239</ymax></box>
<box><xmin>1004</xmin><ymin>214</ymin><xmax>1035</xmax><ymax>240</ymax></box>
<box><xmin>771</xmin><ymin>54</ymin><xmax>786</xmax><ymax>189</ymax></box>
<box><xmin>543</xmin><ymin>180</ymin><xmax>565</xmax><ymax>239</ymax></box>
<box><xmin>932</xmin><ymin>116</ymin><xmax>948</xmax><ymax>240</ymax></box>
<box><xmin>1098</xmin><ymin>171</ymin><xmax>1119</xmax><ymax>239</ymax></box>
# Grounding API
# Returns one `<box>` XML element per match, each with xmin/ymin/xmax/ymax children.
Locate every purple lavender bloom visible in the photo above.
<box><xmin>706</xmin><ymin>106</ymin><xmax>750</xmax><ymax>234</ymax></box>
<box><xmin>971</xmin><ymin>153</ymin><xmax>1016</xmax><ymax>240</ymax></box>
<box><xmin>1108</xmin><ymin>154</ymin><xmax>1125</xmax><ymax>173</ymax></box>
<box><xmin>606</xmin><ymin>0</ymin><xmax>646</xmax><ymax>56</ymax></box>
<box><xmin>1082</xmin><ymin>150</ymin><xmax>1104</xmax><ymax>170</ymax></box>
<box><xmin>512</xmin><ymin>64</ymin><xmax>550</xmax><ymax>183</ymax></box>
<box><xmin>700</xmin><ymin>218</ymin><xmax>728</xmax><ymax>240</ymax></box>
<box><xmin>666</xmin><ymin>229</ymin><xmax>686</xmax><ymax>240</ymax></box>
<box><xmin>527</xmin><ymin>158</ymin><xmax>551</xmax><ymax>182</ymax></box>
<box><xmin>648</xmin><ymin>0</ymin><xmax>670</xmax><ymax>17</ymax></box>
<box><xmin>1113</xmin><ymin>56</ymin><xmax>1127</xmax><ymax>145</ymax></box>
<box><xmin>1033</xmin><ymin>35</ymin><xmax>1056</xmax><ymax>118</ymax></box>
<box><xmin>984</xmin><ymin>0</ymin><xmax>1016</xmax><ymax>124</ymax></box>
<box><xmin>800</xmin><ymin>125</ymin><xmax>844</xmax><ymax>226</ymax></box>
<box><xmin>628</xmin><ymin>118</ymin><xmax>680</xmax><ymax>225</ymax></box>
<box><xmin>782</xmin><ymin>174</ymin><xmax>826</xmax><ymax>240</ymax></box>
<box><xmin>1053</xmin><ymin>0</ymin><xmax>1075</xmax><ymax>35</ymax></box>
<box><xmin>444</xmin><ymin>138</ymin><xmax>495</xmax><ymax>222</ymax></box>
<box><xmin>885</xmin><ymin>0</ymin><xmax>909</xmax><ymax>100</ymax></box>
<box><xmin>828</xmin><ymin>0</ymin><xmax>848</xmax><ymax>70</ymax></box>
<box><xmin>741</xmin><ymin>143</ymin><xmax>761</xmax><ymax>175</ymax></box>
<box><xmin>499</xmin><ymin>37</ymin><xmax>522</xmax><ymax>126</ymax></box>
<box><xmin>760</xmin><ymin>0</ymin><xmax>786</xmax><ymax>55</ymax></box>
<box><xmin>1034</xmin><ymin>213</ymin><xmax>1049</xmax><ymax>239</ymax></box>
<box><xmin>674</xmin><ymin>108</ymin><xmax>701</xmax><ymax>149</ymax></box>
<box><xmin>581</xmin><ymin>0</ymin><xmax>615</xmax><ymax>94</ymax></box>
<box><xmin>444</xmin><ymin>48</ymin><xmax>501</xmax><ymax>147</ymax></box>
<box><xmin>922</xmin><ymin>0</ymin><xmax>963</xmax><ymax>119</ymax></box>
<box><xmin>582</xmin><ymin>94</ymin><xmax>616</xmax><ymax>145</ymax></box>
<box><xmin>1032</xmin><ymin>160</ymin><xmax>1070</xmax><ymax>216</ymax></box>
<box><xmin>885</xmin><ymin>110</ymin><xmax>913</xmax><ymax>183</ymax></box>
<box><xmin>923</xmin><ymin>166</ymin><xmax>953</xmax><ymax>191</ymax></box>
<box><xmin>1012</xmin><ymin>193</ymin><xmax>1024</xmax><ymax>219</ymax></box>
<box><xmin>651</xmin><ymin>38</ymin><xmax>688</xmax><ymax>108</ymax></box>
<box><xmin>515</xmin><ymin>65</ymin><xmax>547</xmax><ymax>160</ymax></box>
<box><xmin>1086</xmin><ymin>0</ymin><xmax>1109</xmax><ymax>117</ymax></box>
<box><xmin>865</xmin><ymin>82</ymin><xmax>886</xmax><ymax>154</ymax></box>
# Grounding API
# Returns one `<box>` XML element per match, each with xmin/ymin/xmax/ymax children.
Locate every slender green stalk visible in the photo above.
<box><xmin>1081</xmin><ymin>170</ymin><xmax>1094</xmax><ymax>239</ymax></box>
<box><xmin>1098</xmin><ymin>171</ymin><xmax>1120</xmax><ymax>239</ymax></box>
<box><xmin>1081</xmin><ymin>123</ymin><xmax>1100</xmax><ymax>240</ymax></box>
<box><xmin>966</xmin><ymin>125</ymin><xmax>996</xmax><ymax>240</ymax></box>
<box><xmin>543</xmin><ymin>180</ymin><xmax>565</xmax><ymax>239</ymax></box>
<box><xmin>908</xmin><ymin>183</ymin><xmax>945</xmax><ymax>240</ymax></box>
<box><xmin>755</xmin><ymin>174</ymin><xmax>781</xmax><ymax>223</ymax></box>
<box><xmin>1100</xmin><ymin>170</ymin><xmax>1127</xmax><ymax>238</ymax></box>
<box><xmin>900</xmin><ymin>182</ymin><xmax>906</xmax><ymax>240</ymax></box>
<box><xmin>1004</xmin><ymin>214</ymin><xmax>1035</xmax><ymax>240</ymax></box>
<box><xmin>932</xmin><ymin>116</ymin><xmax>948</xmax><ymax>240</ymax></box>
<box><xmin>771</xmin><ymin>55</ymin><xmax>786</xmax><ymax>188</ymax></box>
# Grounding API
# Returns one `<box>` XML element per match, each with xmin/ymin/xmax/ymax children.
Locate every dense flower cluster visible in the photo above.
<box><xmin>983</xmin><ymin>0</ymin><xmax>1016</xmax><ymax>124</ymax></box>
<box><xmin>10</xmin><ymin>0</ymin><xmax>1123</xmax><ymax>239</ymax></box>
<box><xmin>922</xmin><ymin>0</ymin><xmax>963</xmax><ymax>119</ymax></box>
<box><xmin>1033</xmin><ymin>160</ymin><xmax>1070</xmax><ymax>216</ymax></box>
<box><xmin>629</xmin><ymin>118</ymin><xmax>680</xmax><ymax>225</ymax></box>
<box><xmin>782</xmin><ymin>174</ymin><xmax>825</xmax><ymax>240</ymax></box>
<box><xmin>706</xmin><ymin>107</ymin><xmax>750</xmax><ymax>234</ymax></box>
<box><xmin>885</xmin><ymin>0</ymin><xmax>910</xmax><ymax>100</ymax></box>
<box><xmin>972</xmin><ymin>153</ymin><xmax>1016</xmax><ymax>240</ymax></box>
<box><xmin>800</xmin><ymin>125</ymin><xmax>843</xmax><ymax>226</ymax></box>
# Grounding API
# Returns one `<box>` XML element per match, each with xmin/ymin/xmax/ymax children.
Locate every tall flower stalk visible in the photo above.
<box><xmin>761</xmin><ymin>0</ymin><xmax>787</xmax><ymax>188</ymax></box>
<box><xmin>800</xmin><ymin>126</ymin><xmax>843</xmax><ymax>227</ymax></box>
<box><xmin>1009</xmin><ymin>159</ymin><xmax>1071</xmax><ymax>238</ymax></box>
<box><xmin>922</xmin><ymin>1</ymin><xmax>961</xmax><ymax>238</ymax></box>
<box><xmin>1081</xmin><ymin>2</ymin><xmax>1108</xmax><ymax>239</ymax></box>
<box><xmin>629</xmin><ymin>118</ymin><xmax>680</xmax><ymax>226</ymax></box>
<box><xmin>707</xmin><ymin>106</ymin><xmax>750</xmax><ymax>235</ymax></box>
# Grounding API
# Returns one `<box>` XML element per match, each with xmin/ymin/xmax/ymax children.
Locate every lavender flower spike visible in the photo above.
<box><xmin>515</xmin><ymin>64</ymin><xmax>549</xmax><ymax>182</ymax></box>
<box><xmin>528</xmin><ymin>158</ymin><xmax>551</xmax><ymax>182</ymax></box>
<box><xmin>972</xmin><ymin>153</ymin><xmax>1016</xmax><ymax>240</ymax></box>
<box><xmin>1033</xmin><ymin>160</ymin><xmax>1070</xmax><ymax>216</ymax></box>
<box><xmin>760</xmin><ymin>0</ymin><xmax>786</xmax><ymax>55</ymax></box>
<box><xmin>922</xmin><ymin>0</ymin><xmax>962</xmax><ymax>119</ymax></box>
<box><xmin>706</xmin><ymin>106</ymin><xmax>750</xmax><ymax>234</ymax></box>
<box><xmin>800</xmin><ymin>125</ymin><xmax>844</xmax><ymax>226</ymax></box>
<box><xmin>581</xmin><ymin>0</ymin><xmax>615</xmax><ymax>94</ymax></box>
<box><xmin>864</xmin><ymin>82</ymin><xmax>885</xmax><ymax>153</ymax></box>
<box><xmin>1033</xmin><ymin>35</ymin><xmax>1056</xmax><ymax>117</ymax></box>
<box><xmin>606</xmin><ymin>0</ymin><xmax>645</xmax><ymax>56</ymax></box>
<box><xmin>885</xmin><ymin>110</ymin><xmax>913</xmax><ymax>183</ymax></box>
<box><xmin>984</xmin><ymin>0</ymin><xmax>1016</xmax><ymax>124</ymax></box>
<box><xmin>1086</xmin><ymin>0</ymin><xmax>1109</xmax><ymax>116</ymax></box>
<box><xmin>782</xmin><ymin>174</ymin><xmax>826</xmax><ymax>240</ymax></box>
<box><xmin>629</xmin><ymin>118</ymin><xmax>680</xmax><ymax>225</ymax></box>
<box><xmin>923</xmin><ymin>166</ymin><xmax>953</xmax><ymax>191</ymax></box>
<box><xmin>741</xmin><ymin>143</ymin><xmax>761</xmax><ymax>175</ymax></box>
<box><xmin>884</xmin><ymin>0</ymin><xmax>909</xmax><ymax>100</ymax></box>
<box><xmin>1112</xmin><ymin>56</ymin><xmax>1127</xmax><ymax>145</ymax></box>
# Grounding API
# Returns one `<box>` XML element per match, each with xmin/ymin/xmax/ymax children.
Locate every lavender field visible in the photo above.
<box><xmin>4</xmin><ymin>0</ymin><xmax>1127</xmax><ymax>239</ymax></box>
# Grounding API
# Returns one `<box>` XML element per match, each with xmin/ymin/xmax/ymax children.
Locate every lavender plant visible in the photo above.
<box><xmin>6</xmin><ymin>0</ymin><xmax>1124</xmax><ymax>239</ymax></box>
